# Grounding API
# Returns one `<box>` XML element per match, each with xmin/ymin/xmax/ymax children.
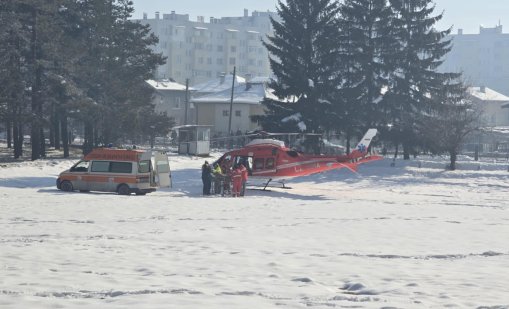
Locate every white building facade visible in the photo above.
<box><xmin>468</xmin><ymin>86</ymin><xmax>509</xmax><ymax>127</ymax></box>
<box><xmin>441</xmin><ymin>25</ymin><xmax>509</xmax><ymax>96</ymax></box>
<box><xmin>136</xmin><ymin>10</ymin><xmax>276</xmax><ymax>86</ymax></box>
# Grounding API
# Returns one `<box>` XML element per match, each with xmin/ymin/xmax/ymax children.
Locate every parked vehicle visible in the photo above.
<box><xmin>56</xmin><ymin>148</ymin><xmax>171</xmax><ymax>195</ymax></box>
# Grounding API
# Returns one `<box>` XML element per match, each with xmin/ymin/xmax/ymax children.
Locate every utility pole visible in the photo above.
<box><xmin>227</xmin><ymin>66</ymin><xmax>236</xmax><ymax>137</ymax></box>
<box><xmin>184</xmin><ymin>78</ymin><xmax>189</xmax><ymax>125</ymax></box>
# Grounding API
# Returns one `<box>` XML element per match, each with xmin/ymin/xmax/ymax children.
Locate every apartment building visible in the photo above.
<box><xmin>137</xmin><ymin>10</ymin><xmax>276</xmax><ymax>86</ymax></box>
<box><xmin>441</xmin><ymin>25</ymin><xmax>509</xmax><ymax>96</ymax></box>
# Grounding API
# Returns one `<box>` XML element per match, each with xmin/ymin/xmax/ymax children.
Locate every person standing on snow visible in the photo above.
<box><xmin>239</xmin><ymin>163</ymin><xmax>248</xmax><ymax>197</ymax></box>
<box><xmin>201</xmin><ymin>161</ymin><xmax>213</xmax><ymax>195</ymax></box>
<box><xmin>212</xmin><ymin>163</ymin><xmax>223</xmax><ymax>195</ymax></box>
<box><xmin>231</xmin><ymin>164</ymin><xmax>243</xmax><ymax>197</ymax></box>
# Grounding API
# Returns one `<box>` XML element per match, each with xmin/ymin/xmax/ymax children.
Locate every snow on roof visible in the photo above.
<box><xmin>246</xmin><ymin>139</ymin><xmax>285</xmax><ymax>148</ymax></box>
<box><xmin>226</xmin><ymin>29</ymin><xmax>239</xmax><ymax>32</ymax></box>
<box><xmin>191</xmin><ymin>82</ymin><xmax>277</xmax><ymax>105</ymax></box>
<box><xmin>192</xmin><ymin>74</ymin><xmax>246</xmax><ymax>94</ymax></box>
<box><xmin>490</xmin><ymin>126</ymin><xmax>509</xmax><ymax>134</ymax></box>
<box><xmin>194</xmin><ymin>26</ymin><xmax>208</xmax><ymax>30</ymax></box>
<box><xmin>146</xmin><ymin>79</ymin><xmax>187</xmax><ymax>91</ymax></box>
<box><xmin>468</xmin><ymin>87</ymin><xmax>509</xmax><ymax>102</ymax></box>
<box><xmin>248</xmin><ymin>76</ymin><xmax>271</xmax><ymax>84</ymax></box>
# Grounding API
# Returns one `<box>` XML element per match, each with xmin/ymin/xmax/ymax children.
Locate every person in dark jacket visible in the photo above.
<box><xmin>201</xmin><ymin>161</ymin><xmax>212</xmax><ymax>195</ymax></box>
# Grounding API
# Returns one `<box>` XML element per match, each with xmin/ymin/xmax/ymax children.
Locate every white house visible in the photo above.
<box><xmin>191</xmin><ymin>76</ymin><xmax>276</xmax><ymax>135</ymax></box>
<box><xmin>468</xmin><ymin>86</ymin><xmax>509</xmax><ymax>127</ymax></box>
<box><xmin>146</xmin><ymin>79</ymin><xmax>195</xmax><ymax>126</ymax></box>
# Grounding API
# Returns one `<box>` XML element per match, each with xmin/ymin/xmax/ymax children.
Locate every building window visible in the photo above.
<box><xmin>229</xmin><ymin>57</ymin><xmax>236</xmax><ymax>65</ymax></box>
<box><xmin>230</xmin><ymin>46</ymin><xmax>237</xmax><ymax>53</ymax></box>
<box><xmin>207</xmin><ymin>57</ymin><xmax>212</xmax><ymax>65</ymax></box>
<box><xmin>217</xmin><ymin>58</ymin><xmax>223</xmax><ymax>65</ymax></box>
<box><xmin>174</xmin><ymin>97</ymin><xmax>181</xmax><ymax>109</ymax></box>
<box><xmin>217</xmin><ymin>45</ymin><xmax>223</xmax><ymax>52</ymax></box>
<box><xmin>222</xmin><ymin>110</ymin><xmax>229</xmax><ymax>117</ymax></box>
<box><xmin>235</xmin><ymin>110</ymin><xmax>241</xmax><ymax>117</ymax></box>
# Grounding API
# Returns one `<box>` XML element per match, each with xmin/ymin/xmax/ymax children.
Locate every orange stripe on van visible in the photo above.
<box><xmin>84</xmin><ymin>148</ymin><xmax>144</xmax><ymax>162</ymax></box>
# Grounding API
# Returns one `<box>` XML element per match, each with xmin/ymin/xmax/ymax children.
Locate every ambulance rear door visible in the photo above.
<box><xmin>153</xmin><ymin>152</ymin><xmax>171</xmax><ymax>188</ymax></box>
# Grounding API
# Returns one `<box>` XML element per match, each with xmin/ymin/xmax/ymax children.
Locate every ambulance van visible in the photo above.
<box><xmin>56</xmin><ymin>148</ymin><xmax>171</xmax><ymax>195</ymax></box>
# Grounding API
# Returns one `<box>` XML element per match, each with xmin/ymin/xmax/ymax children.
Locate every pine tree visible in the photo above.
<box><xmin>337</xmin><ymin>0</ymin><xmax>396</xmax><ymax>152</ymax></box>
<box><xmin>384</xmin><ymin>0</ymin><xmax>461</xmax><ymax>159</ymax></box>
<box><xmin>254</xmin><ymin>0</ymin><xmax>341</xmax><ymax>133</ymax></box>
<box><xmin>68</xmin><ymin>0</ymin><xmax>165</xmax><ymax>154</ymax></box>
<box><xmin>0</xmin><ymin>0</ymin><xmax>32</xmax><ymax>158</ymax></box>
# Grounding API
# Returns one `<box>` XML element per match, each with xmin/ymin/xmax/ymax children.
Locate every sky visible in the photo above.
<box><xmin>131</xmin><ymin>0</ymin><xmax>508</xmax><ymax>34</ymax></box>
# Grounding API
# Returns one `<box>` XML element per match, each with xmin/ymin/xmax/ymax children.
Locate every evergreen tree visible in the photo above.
<box><xmin>70</xmin><ymin>0</ymin><xmax>165</xmax><ymax>154</ymax></box>
<box><xmin>384</xmin><ymin>0</ymin><xmax>461</xmax><ymax>159</ymax></box>
<box><xmin>0</xmin><ymin>0</ymin><xmax>32</xmax><ymax>158</ymax></box>
<box><xmin>254</xmin><ymin>0</ymin><xmax>341</xmax><ymax>133</ymax></box>
<box><xmin>337</xmin><ymin>0</ymin><xmax>396</xmax><ymax>152</ymax></box>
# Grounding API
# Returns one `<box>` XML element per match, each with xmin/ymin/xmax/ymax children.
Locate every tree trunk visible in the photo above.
<box><xmin>40</xmin><ymin>128</ymin><xmax>46</xmax><ymax>158</ymax></box>
<box><xmin>346</xmin><ymin>131</ymin><xmax>351</xmax><ymax>154</ymax></box>
<box><xmin>449</xmin><ymin>151</ymin><xmax>457</xmax><ymax>171</ymax></box>
<box><xmin>6</xmin><ymin>120</ymin><xmax>12</xmax><ymax>149</ymax></box>
<box><xmin>30</xmin><ymin>8</ymin><xmax>41</xmax><ymax>161</ymax></box>
<box><xmin>83</xmin><ymin>121</ymin><xmax>94</xmax><ymax>155</ymax></box>
<box><xmin>13</xmin><ymin>122</ymin><xmax>19</xmax><ymax>159</ymax></box>
<box><xmin>54</xmin><ymin>107</ymin><xmax>60</xmax><ymax>150</ymax></box>
<box><xmin>49</xmin><ymin>104</ymin><xmax>55</xmax><ymax>148</ymax></box>
<box><xmin>402</xmin><ymin>141</ymin><xmax>411</xmax><ymax>160</ymax></box>
<box><xmin>60</xmin><ymin>111</ymin><xmax>69</xmax><ymax>158</ymax></box>
<box><xmin>13</xmin><ymin>121</ymin><xmax>23</xmax><ymax>159</ymax></box>
<box><xmin>390</xmin><ymin>144</ymin><xmax>399</xmax><ymax>167</ymax></box>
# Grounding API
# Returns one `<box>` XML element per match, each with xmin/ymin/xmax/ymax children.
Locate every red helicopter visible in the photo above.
<box><xmin>215</xmin><ymin>129</ymin><xmax>382</xmax><ymax>189</ymax></box>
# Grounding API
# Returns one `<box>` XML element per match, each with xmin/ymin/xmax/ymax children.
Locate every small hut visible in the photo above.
<box><xmin>172</xmin><ymin>125</ymin><xmax>211</xmax><ymax>156</ymax></box>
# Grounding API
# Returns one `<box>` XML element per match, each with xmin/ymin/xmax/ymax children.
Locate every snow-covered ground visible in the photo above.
<box><xmin>1</xmin><ymin>152</ymin><xmax>508</xmax><ymax>308</ymax></box>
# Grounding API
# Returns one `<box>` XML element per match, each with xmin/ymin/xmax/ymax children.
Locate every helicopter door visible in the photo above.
<box><xmin>235</xmin><ymin>156</ymin><xmax>253</xmax><ymax>176</ymax></box>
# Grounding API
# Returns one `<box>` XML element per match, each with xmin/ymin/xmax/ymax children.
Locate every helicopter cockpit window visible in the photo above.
<box><xmin>266</xmin><ymin>158</ymin><xmax>275</xmax><ymax>169</ymax></box>
<box><xmin>286</xmin><ymin>150</ymin><xmax>299</xmax><ymax>158</ymax></box>
<box><xmin>253</xmin><ymin>158</ymin><xmax>264</xmax><ymax>171</ymax></box>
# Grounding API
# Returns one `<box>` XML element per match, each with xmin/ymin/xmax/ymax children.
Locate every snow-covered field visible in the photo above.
<box><xmin>1</xmin><ymin>152</ymin><xmax>508</xmax><ymax>308</ymax></box>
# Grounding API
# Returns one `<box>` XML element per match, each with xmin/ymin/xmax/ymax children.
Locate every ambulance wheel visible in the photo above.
<box><xmin>117</xmin><ymin>184</ymin><xmax>130</xmax><ymax>195</ymax></box>
<box><xmin>61</xmin><ymin>181</ymin><xmax>73</xmax><ymax>192</ymax></box>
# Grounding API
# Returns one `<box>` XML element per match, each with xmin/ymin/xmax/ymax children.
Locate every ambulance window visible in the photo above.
<box><xmin>71</xmin><ymin>160</ymin><xmax>89</xmax><ymax>172</ymax></box>
<box><xmin>266</xmin><ymin>158</ymin><xmax>275</xmax><ymax>169</ymax></box>
<box><xmin>253</xmin><ymin>158</ymin><xmax>264</xmax><ymax>170</ymax></box>
<box><xmin>91</xmin><ymin>161</ymin><xmax>110</xmax><ymax>173</ymax></box>
<box><xmin>110</xmin><ymin>162</ymin><xmax>133</xmax><ymax>173</ymax></box>
<box><xmin>138</xmin><ymin>160</ymin><xmax>151</xmax><ymax>173</ymax></box>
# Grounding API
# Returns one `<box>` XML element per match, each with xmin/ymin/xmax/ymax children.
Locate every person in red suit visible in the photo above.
<box><xmin>231</xmin><ymin>164</ymin><xmax>243</xmax><ymax>197</ymax></box>
<box><xmin>239</xmin><ymin>163</ymin><xmax>248</xmax><ymax>197</ymax></box>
